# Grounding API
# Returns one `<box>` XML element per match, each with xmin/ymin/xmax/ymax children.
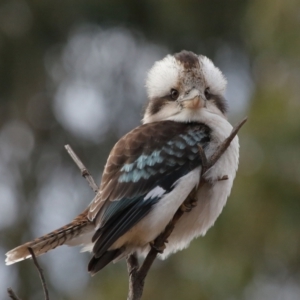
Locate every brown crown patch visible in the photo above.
<box><xmin>174</xmin><ymin>50</ymin><xmax>200</xmax><ymax>69</ymax></box>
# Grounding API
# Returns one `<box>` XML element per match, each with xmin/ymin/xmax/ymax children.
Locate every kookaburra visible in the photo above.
<box><xmin>6</xmin><ymin>50</ymin><xmax>239</xmax><ymax>275</ymax></box>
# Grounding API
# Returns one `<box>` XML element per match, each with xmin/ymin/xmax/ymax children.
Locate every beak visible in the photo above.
<box><xmin>178</xmin><ymin>89</ymin><xmax>206</xmax><ymax>110</ymax></box>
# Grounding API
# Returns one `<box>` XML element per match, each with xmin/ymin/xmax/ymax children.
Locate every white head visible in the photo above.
<box><xmin>143</xmin><ymin>51</ymin><xmax>227</xmax><ymax>124</ymax></box>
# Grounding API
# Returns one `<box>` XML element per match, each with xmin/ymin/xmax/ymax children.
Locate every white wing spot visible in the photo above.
<box><xmin>144</xmin><ymin>186</ymin><xmax>166</xmax><ymax>201</ymax></box>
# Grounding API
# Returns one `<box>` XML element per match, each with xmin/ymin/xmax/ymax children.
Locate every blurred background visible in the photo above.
<box><xmin>1</xmin><ymin>0</ymin><xmax>300</xmax><ymax>299</ymax></box>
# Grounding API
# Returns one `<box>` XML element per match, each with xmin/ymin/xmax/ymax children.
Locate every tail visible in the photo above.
<box><xmin>6</xmin><ymin>212</ymin><xmax>93</xmax><ymax>265</ymax></box>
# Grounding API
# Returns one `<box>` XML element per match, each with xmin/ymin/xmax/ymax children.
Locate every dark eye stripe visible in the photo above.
<box><xmin>147</xmin><ymin>97</ymin><xmax>167</xmax><ymax>115</ymax></box>
<box><xmin>205</xmin><ymin>87</ymin><xmax>227</xmax><ymax>114</ymax></box>
<box><xmin>212</xmin><ymin>94</ymin><xmax>228</xmax><ymax>114</ymax></box>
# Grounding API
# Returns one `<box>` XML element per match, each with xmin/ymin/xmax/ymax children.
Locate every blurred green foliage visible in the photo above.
<box><xmin>1</xmin><ymin>0</ymin><xmax>300</xmax><ymax>299</ymax></box>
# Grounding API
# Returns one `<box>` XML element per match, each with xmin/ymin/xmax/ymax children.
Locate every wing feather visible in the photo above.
<box><xmin>88</xmin><ymin>121</ymin><xmax>211</xmax><ymax>258</ymax></box>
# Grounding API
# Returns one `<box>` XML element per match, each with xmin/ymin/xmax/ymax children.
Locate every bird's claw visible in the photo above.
<box><xmin>180</xmin><ymin>199</ymin><xmax>197</xmax><ymax>212</ymax></box>
<box><xmin>150</xmin><ymin>241</ymin><xmax>166</xmax><ymax>253</ymax></box>
<box><xmin>217</xmin><ymin>175</ymin><xmax>229</xmax><ymax>181</ymax></box>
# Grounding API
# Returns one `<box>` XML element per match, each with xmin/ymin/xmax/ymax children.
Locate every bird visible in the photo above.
<box><xmin>5</xmin><ymin>50</ymin><xmax>239</xmax><ymax>275</ymax></box>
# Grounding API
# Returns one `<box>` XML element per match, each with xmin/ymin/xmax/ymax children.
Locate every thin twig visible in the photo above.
<box><xmin>202</xmin><ymin>117</ymin><xmax>247</xmax><ymax>174</ymax></box>
<box><xmin>65</xmin><ymin>144</ymin><xmax>99</xmax><ymax>193</ymax></box>
<box><xmin>27</xmin><ymin>247</ymin><xmax>49</xmax><ymax>300</ymax></box>
<box><xmin>7</xmin><ymin>288</ymin><xmax>21</xmax><ymax>300</ymax></box>
<box><xmin>126</xmin><ymin>253</ymin><xmax>143</xmax><ymax>300</ymax></box>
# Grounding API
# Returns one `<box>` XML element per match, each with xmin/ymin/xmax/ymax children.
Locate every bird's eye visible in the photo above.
<box><xmin>170</xmin><ymin>89</ymin><xmax>179</xmax><ymax>100</ymax></box>
<box><xmin>204</xmin><ymin>88</ymin><xmax>212</xmax><ymax>100</ymax></box>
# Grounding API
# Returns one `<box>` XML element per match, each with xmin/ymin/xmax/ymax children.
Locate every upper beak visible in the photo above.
<box><xmin>178</xmin><ymin>89</ymin><xmax>206</xmax><ymax>110</ymax></box>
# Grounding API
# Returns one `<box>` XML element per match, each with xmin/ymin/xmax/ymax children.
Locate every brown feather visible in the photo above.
<box><xmin>5</xmin><ymin>209</ymin><xmax>93</xmax><ymax>265</ymax></box>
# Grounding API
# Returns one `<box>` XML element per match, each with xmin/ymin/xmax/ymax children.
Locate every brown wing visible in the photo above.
<box><xmin>88</xmin><ymin>121</ymin><xmax>210</xmax><ymax>222</ymax></box>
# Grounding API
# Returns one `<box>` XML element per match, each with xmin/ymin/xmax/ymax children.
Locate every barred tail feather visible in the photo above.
<box><xmin>5</xmin><ymin>218</ymin><xmax>93</xmax><ymax>265</ymax></box>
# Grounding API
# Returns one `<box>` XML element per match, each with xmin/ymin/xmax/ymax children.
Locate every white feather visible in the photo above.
<box><xmin>146</xmin><ymin>55</ymin><xmax>182</xmax><ymax>99</ymax></box>
<box><xmin>200</xmin><ymin>56</ymin><xmax>227</xmax><ymax>95</ymax></box>
<box><xmin>138</xmin><ymin>112</ymin><xmax>239</xmax><ymax>258</ymax></box>
<box><xmin>161</xmin><ymin>114</ymin><xmax>239</xmax><ymax>258</ymax></box>
<box><xmin>144</xmin><ymin>186</ymin><xmax>166</xmax><ymax>201</ymax></box>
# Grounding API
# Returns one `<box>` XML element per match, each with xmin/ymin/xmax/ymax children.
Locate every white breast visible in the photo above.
<box><xmin>108</xmin><ymin>111</ymin><xmax>239</xmax><ymax>260</ymax></box>
<box><xmin>145</xmin><ymin>111</ymin><xmax>239</xmax><ymax>259</ymax></box>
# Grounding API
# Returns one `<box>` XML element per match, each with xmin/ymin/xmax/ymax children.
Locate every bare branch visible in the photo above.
<box><xmin>65</xmin><ymin>144</ymin><xmax>99</xmax><ymax>193</ymax></box>
<box><xmin>28</xmin><ymin>247</ymin><xmax>49</xmax><ymax>300</ymax></box>
<box><xmin>127</xmin><ymin>253</ymin><xmax>143</xmax><ymax>300</ymax></box>
<box><xmin>7</xmin><ymin>288</ymin><xmax>22</xmax><ymax>300</ymax></box>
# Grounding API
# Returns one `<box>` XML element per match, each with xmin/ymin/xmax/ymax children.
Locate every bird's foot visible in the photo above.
<box><xmin>180</xmin><ymin>199</ymin><xmax>197</xmax><ymax>212</ymax></box>
<box><xmin>217</xmin><ymin>175</ymin><xmax>229</xmax><ymax>181</ymax></box>
<box><xmin>150</xmin><ymin>241</ymin><xmax>166</xmax><ymax>253</ymax></box>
